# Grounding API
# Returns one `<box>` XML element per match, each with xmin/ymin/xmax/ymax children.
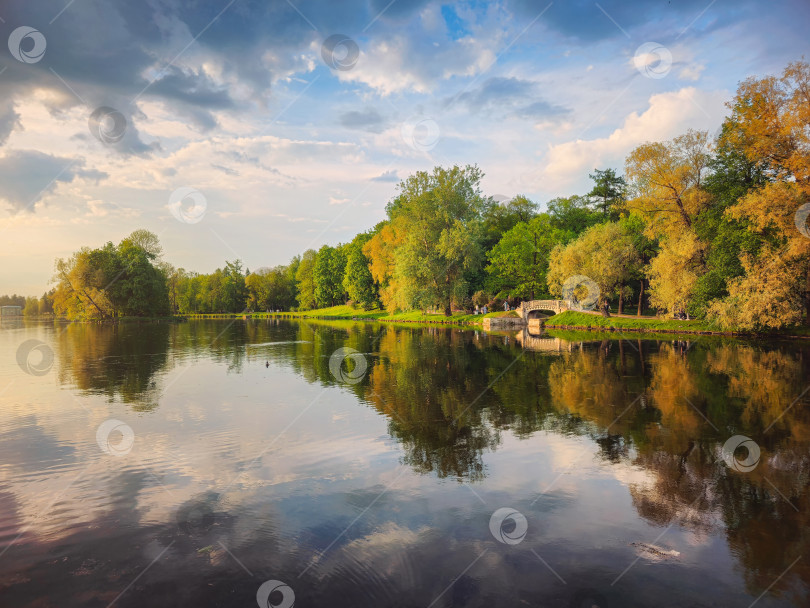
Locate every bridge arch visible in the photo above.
<box><xmin>525</xmin><ymin>307</ymin><xmax>558</xmax><ymax>320</ymax></box>
<box><xmin>519</xmin><ymin>299</ymin><xmax>571</xmax><ymax>319</ymax></box>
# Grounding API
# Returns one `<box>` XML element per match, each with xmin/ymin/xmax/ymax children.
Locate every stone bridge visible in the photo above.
<box><xmin>518</xmin><ymin>299</ymin><xmax>570</xmax><ymax>319</ymax></box>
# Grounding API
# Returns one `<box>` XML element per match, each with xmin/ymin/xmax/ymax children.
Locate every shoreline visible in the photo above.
<box><xmin>541</xmin><ymin>323</ymin><xmax>810</xmax><ymax>340</ymax></box>
<box><xmin>14</xmin><ymin>311</ymin><xmax>810</xmax><ymax>340</ymax></box>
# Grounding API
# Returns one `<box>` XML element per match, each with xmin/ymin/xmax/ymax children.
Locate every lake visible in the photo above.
<box><xmin>1</xmin><ymin>318</ymin><xmax>809</xmax><ymax>607</ymax></box>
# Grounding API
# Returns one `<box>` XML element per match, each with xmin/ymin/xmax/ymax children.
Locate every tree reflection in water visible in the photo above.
<box><xmin>52</xmin><ymin>319</ymin><xmax>810</xmax><ymax>601</ymax></box>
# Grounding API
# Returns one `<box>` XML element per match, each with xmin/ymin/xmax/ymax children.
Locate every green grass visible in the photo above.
<box><xmin>545</xmin><ymin>310</ymin><xmax>718</xmax><ymax>333</ymax></box>
<box><xmin>546</xmin><ymin>310</ymin><xmax>810</xmax><ymax>337</ymax></box>
<box><xmin>283</xmin><ymin>305</ymin><xmax>388</xmax><ymax>319</ymax></box>
<box><xmin>254</xmin><ymin>305</ymin><xmax>519</xmax><ymax>325</ymax></box>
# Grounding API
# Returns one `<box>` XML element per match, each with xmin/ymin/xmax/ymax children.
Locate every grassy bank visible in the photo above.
<box><xmin>258</xmin><ymin>305</ymin><xmax>520</xmax><ymax>325</ymax></box>
<box><xmin>183</xmin><ymin>305</ymin><xmax>519</xmax><ymax>325</ymax></box>
<box><xmin>545</xmin><ymin>311</ymin><xmax>716</xmax><ymax>332</ymax></box>
<box><xmin>544</xmin><ymin>310</ymin><xmax>810</xmax><ymax>338</ymax></box>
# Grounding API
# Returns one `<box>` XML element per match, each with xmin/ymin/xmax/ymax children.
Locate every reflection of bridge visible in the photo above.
<box><xmin>515</xmin><ymin>329</ymin><xmax>578</xmax><ymax>353</ymax></box>
<box><xmin>519</xmin><ymin>300</ymin><xmax>570</xmax><ymax>319</ymax></box>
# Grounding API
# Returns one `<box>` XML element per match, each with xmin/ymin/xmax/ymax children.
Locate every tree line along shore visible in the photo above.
<box><xmin>4</xmin><ymin>60</ymin><xmax>809</xmax><ymax>334</ymax></box>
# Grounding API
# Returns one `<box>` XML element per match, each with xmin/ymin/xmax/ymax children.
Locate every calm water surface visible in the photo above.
<box><xmin>1</xmin><ymin>318</ymin><xmax>809</xmax><ymax>607</ymax></box>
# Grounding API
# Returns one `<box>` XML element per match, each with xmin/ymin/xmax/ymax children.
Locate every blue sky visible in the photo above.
<box><xmin>0</xmin><ymin>0</ymin><xmax>808</xmax><ymax>294</ymax></box>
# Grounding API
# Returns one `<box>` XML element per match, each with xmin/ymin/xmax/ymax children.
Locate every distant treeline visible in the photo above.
<box><xmin>0</xmin><ymin>293</ymin><xmax>54</xmax><ymax>316</ymax></box>
<box><xmin>9</xmin><ymin>61</ymin><xmax>809</xmax><ymax>330</ymax></box>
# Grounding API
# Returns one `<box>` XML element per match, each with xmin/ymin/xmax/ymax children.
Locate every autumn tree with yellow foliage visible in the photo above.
<box><xmin>709</xmin><ymin>60</ymin><xmax>810</xmax><ymax>329</ymax></box>
<box><xmin>625</xmin><ymin>129</ymin><xmax>713</xmax><ymax>316</ymax></box>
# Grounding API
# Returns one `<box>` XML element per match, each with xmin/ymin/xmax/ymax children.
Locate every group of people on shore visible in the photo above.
<box><xmin>474</xmin><ymin>301</ymin><xmax>512</xmax><ymax>315</ymax></box>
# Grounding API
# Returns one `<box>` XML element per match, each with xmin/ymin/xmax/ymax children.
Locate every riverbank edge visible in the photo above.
<box><xmin>541</xmin><ymin>323</ymin><xmax>810</xmax><ymax>340</ymax></box>
<box><xmin>271</xmin><ymin>310</ymin><xmax>810</xmax><ymax>340</ymax></box>
<box><xmin>24</xmin><ymin>310</ymin><xmax>810</xmax><ymax>339</ymax></box>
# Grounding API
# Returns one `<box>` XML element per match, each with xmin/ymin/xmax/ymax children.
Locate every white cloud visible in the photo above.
<box><xmin>679</xmin><ymin>63</ymin><xmax>706</xmax><ymax>81</ymax></box>
<box><xmin>533</xmin><ymin>87</ymin><xmax>729</xmax><ymax>191</ymax></box>
<box><xmin>335</xmin><ymin>21</ymin><xmax>505</xmax><ymax>96</ymax></box>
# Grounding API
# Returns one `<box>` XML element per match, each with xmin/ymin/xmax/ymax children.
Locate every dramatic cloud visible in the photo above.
<box><xmin>0</xmin><ymin>151</ymin><xmax>106</xmax><ymax>212</ymax></box>
<box><xmin>0</xmin><ymin>0</ymin><xmax>807</xmax><ymax>293</ymax></box>
<box><xmin>0</xmin><ymin>101</ymin><xmax>22</xmax><ymax>146</ymax></box>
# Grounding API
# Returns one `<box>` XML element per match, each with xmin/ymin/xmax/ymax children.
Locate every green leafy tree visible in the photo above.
<box><xmin>588</xmin><ymin>168</ymin><xmax>627</xmax><ymax>219</ymax></box>
<box><xmin>247</xmin><ymin>265</ymin><xmax>298</xmax><ymax>311</ymax></box>
<box><xmin>295</xmin><ymin>249</ymin><xmax>318</xmax><ymax>310</ymax></box>
<box><xmin>0</xmin><ymin>294</ymin><xmax>26</xmax><ymax>308</ymax></box>
<box><xmin>547</xmin><ymin>195</ymin><xmax>602</xmax><ymax>234</ymax></box>
<box><xmin>313</xmin><ymin>244</ymin><xmax>347</xmax><ymax>307</ymax></box>
<box><xmin>343</xmin><ymin>233</ymin><xmax>378</xmax><ymax>309</ymax></box>
<box><xmin>481</xmin><ymin>194</ymin><xmax>539</xmax><ymax>249</ymax></box>
<box><xmin>388</xmin><ymin>165</ymin><xmax>487</xmax><ymax>315</ymax></box>
<box><xmin>286</xmin><ymin>255</ymin><xmax>300</xmax><ymax>307</ymax></box>
<box><xmin>52</xmin><ymin>230</ymin><xmax>169</xmax><ymax>318</ymax></box>
<box><xmin>221</xmin><ymin>260</ymin><xmax>248</xmax><ymax>313</ymax></box>
<box><xmin>109</xmin><ymin>238</ymin><xmax>170</xmax><ymax>316</ymax></box>
<box><xmin>486</xmin><ymin>214</ymin><xmax>569</xmax><ymax>300</ymax></box>
<box><xmin>619</xmin><ymin>214</ymin><xmax>658</xmax><ymax>315</ymax></box>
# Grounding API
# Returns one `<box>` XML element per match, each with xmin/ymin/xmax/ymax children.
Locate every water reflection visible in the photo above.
<box><xmin>1</xmin><ymin>319</ymin><xmax>809</xmax><ymax>606</ymax></box>
<box><xmin>57</xmin><ymin>323</ymin><xmax>170</xmax><ymax>410</ymax></box>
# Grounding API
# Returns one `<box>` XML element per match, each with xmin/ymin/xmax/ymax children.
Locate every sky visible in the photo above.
<box><xmin>0</xmin><ymin>0</ymin><xmax>807</xmax><ymax>295</ymax></box>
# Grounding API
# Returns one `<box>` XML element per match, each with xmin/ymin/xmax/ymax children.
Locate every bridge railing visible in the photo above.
<box><xmin>519</xmin><ymin>300</ymin><xmax>571</xmax><ymax>318</ymax></box>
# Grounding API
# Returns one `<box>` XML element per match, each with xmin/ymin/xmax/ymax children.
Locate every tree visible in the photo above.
<box><xmin>51</xmin><ymin>230</ymin><xmax>169</xmax><ymax>318</ymax></box>
<box><xmin>619</xmin><ymin>214</ymin><xmax>658</xmax><ymax>315</ymax></box>
<box><xmin>388</xmin><ymin>165</ymin><xmax>487</xmax><ymax>315</ymax></box>
<box><xmin>246</xmin><ymin>266</ymin><xmax>296</xmax><ymax>311</ymax></box>
<box><xmin>285</xmin><ymin>255</ymin><xmax>300</xmax><ymax>307</ymax></box>
<box><xmin>363</xmin><ymin>222</ymin><xmax>404</xmax><ymax>312</ymax></box>
<box><xmin>295</xmin><ymin>249</ymin><xmax>318</xmax><ymax>310</ymax></box>
<box><xmin>625</xmin><ymin>129</ymin><xmax>712</xmax><ymax>234</ymax></box>
<box><xmin>709</xmin><ymin>245</ymin><xmax>805</xmax><ymax>330</ymax></box>
<box><xmin>343</xmin><ymin>233</ymin><xmax>378</xmax><ymax>309</ymax></box>
<box><xmin>313</xmin><ymin>244</ymin><xmax>347</xmax><ymax>307</ymax></box>
<box><xmin>486</xmin><ymin>214</ymin><xmax>568</xmax><ymax>300</ymax></box>
<box><xmin>38</xmin><ymin>290</ymin><xmax>54</xmax><ymax>315</ymax></box>
<box><xmin>713</xmin><ymin>60</ymin><xmax>810</xmax><ymax>326</ymax></box>
<box><xmin>23</xmin><ymin>297</ymin><xmax>39</xmax><ymax>316</ymax></box>
<box><xmin>688</xmin><ymin>127</ymin><xmax>767</xmax><ymax>318</ymax></box>
<box><xmin>221</xmin><ymin>260</ymin><xmax>248</xmax><ymax>313</ymax></box>
<box><xmin>109</xmin><ymin>238</ymin><xmax>170</xmax><ymax>316</ymax></box>
<box><xmin>625</xmin><ymin>130</ymin><xmax>714</xmax><ymax>316</ymax></box>
<box><xmin>646</xmin><ymin>231</ymin><xmax>706</xmax><ymax>317</ymax></box>
<box><xmin>547</xmin><ymin>195</ymin><xmax>602</xmax><ymax>234</ymax></box>
<box><xmin>161</xmin><ymin>263</ymin><xmax>180</xmax><ymax>313</ymax></box>
<box><xmin>481</xmin><ymin>194</ymin><xmax>539</xmax><ymax>249</ymax></box>
<box><xmin>125</xmin><ymin>228</ymin><xmax>163</xmax><ymax>258</ymax></box>
<box><xmin>547</xmin><ymin>222</ymin><xmax>641</xmax><ymax>309</ymax></box>
<box><xmin>0</xmin><ymin>294</ymin><xmax>26</xmax><ymax>308</ymax></box>
<box><xmin>588</xmin><ymin>168</ymin><xmax>627</xmax><ymax>219</ymax></box>
<box><xmin>246</xmin><ymin>269</ymin><xmax>272</xmax><ymax>311</ymax></box>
